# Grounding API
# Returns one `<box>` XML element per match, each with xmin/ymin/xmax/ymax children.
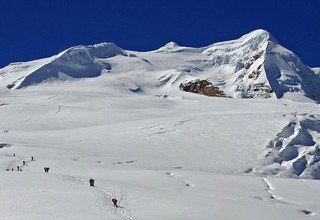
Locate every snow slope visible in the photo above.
<box><xmin>0</xmin><ymin>82</ymin><xmax>320</xmax><ymax>219</ymax></box>
<box><xmin>0</xmin><ymin>43</ymin><xmax>127</xmax><ymax>90</ymax></box>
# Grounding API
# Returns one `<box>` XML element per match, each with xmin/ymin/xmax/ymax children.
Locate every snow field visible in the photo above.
<box><xmin>0</xmin><ymin>86</ymin><xmax>319</xmax><ymax>219</ymax></box>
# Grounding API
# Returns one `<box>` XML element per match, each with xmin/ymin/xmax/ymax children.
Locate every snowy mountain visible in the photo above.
<box><xmin>202</xmin><ymin>30</ymin><xmax>320</xmax><ymax>100</ymax></box>
<box><xmin>0</xmin><ymin>43</ymin><xmax>127</xmax><ymax>89</ymax></box>
<box><xmin>1</xmin><ymin>30</ymin><xmax>320</xmax><ymax>220</ymax></box>
<box><xmin>1</xmin><ymin>29</ymin><xmax>319</xmax><ymax>101</ymax></box>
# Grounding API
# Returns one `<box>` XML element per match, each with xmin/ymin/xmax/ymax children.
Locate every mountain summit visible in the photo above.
<box><xmin>202</xmin><ymin>29</ymin><xmax>320</xmax><ymax>100</ymax></box>
<box><xmin>0</xmin><ymin>29</ymin><xmax>319</xmax><ymax>101</ymax></box>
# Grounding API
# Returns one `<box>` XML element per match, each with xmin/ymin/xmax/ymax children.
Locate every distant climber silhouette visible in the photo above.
<box><xmin>89</xmin><ymin>178</ymin><xmax>95</xmax><ymax>187</ymax></box>
<box><xmin>112</xmin><ymin>198</ymin><xmax>118</xmax><ymax>208</ymax></box>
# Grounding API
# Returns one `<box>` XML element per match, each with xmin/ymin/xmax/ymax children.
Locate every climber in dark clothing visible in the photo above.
<box><xmin>89</xmin><ymin>178</ymin><xmax>95</xmax><ymax>187</ymax></box>
<box><xmin>112</xmin><ymin>198</ymin><xmax>118</xmax><ymax>208</ymax></box>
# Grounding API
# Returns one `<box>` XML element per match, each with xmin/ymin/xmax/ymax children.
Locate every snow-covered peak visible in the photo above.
<box><xmin>59</xmin><ymin>42</ymin><xmax>127</xmax><ymax>60</ymax></box>
<box><xmin>264</xmin><ymin>40</ymin><xmax>320</xmax><ymax>100</ymax></box>
<box><xmin>153</xmin><ymin>41</ymin><xmax>202</xmax><ymax>53</ymax></box>
<box><xmin>203</xmin><ymin>29</ymin><xmax>275</xmax><ymax>55</ymax></box>
<box><xmin>240</xmin><ymin>29</ymin><xmax>278</xmax><ymax>43</ymax></box>
<box><xmin>199</xmin><ymin>29</ymin><xmax>320</xmax><ymax>100</ymax></box>
<box><xmin>164</xmin><ymin>41</ymin><xmax>179</xmax><ymax>49</ymax></box>
<box><xmin>155</xmin><ymin>41</ymin><xmax>180</xmax><ymax>51</ymax></box>
<box><xmin>5</xmin><ymin>42</ymin><xmax>128</xmax><ymax>89</ymax></box>
<box><xmin>1</xmin><ymin>29</ymin><xmax>319</xmax><ymax>101</ymax></box>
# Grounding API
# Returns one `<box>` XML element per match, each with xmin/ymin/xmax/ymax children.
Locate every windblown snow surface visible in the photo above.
<box><xmin>0</xmin><ymin>29</ymin><xmax>320</xmax><ymax>220</ymax></box>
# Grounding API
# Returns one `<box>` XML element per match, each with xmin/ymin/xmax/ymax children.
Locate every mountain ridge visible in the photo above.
<box><xmin>0</xmin><ymin>29</ymin><xmax>319</xmax><ymax>101</ymax></box>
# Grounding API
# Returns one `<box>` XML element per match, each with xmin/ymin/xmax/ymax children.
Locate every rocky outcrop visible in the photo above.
<box><xmin>179</xmin><ymin>79</ymin><xmax>225</xmax><ymax>97</ymax></box>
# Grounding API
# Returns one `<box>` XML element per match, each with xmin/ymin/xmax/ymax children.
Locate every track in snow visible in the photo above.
<box><xmin>52</xmin><ymin>105</ymin><xmax>63</xmax><ymax>116</ymax></box>
<box><xmin>165</xmin><ymin>171</ymin><xmax>195</xmax><ymax>188</ymax></box>
<box><xmin>139</xmin><ymin>119</ymin><xmax>191</xmax><ymax>137</ymax></box>
<box><xmin>262</xmin><ymin>178</ymin><xmax>317</xmax><ymax>216</ymax></box>
<box><xmin>56</xmin><ymin>173</ymin><xmax>141</xmax><ymax>220</ymax></box>
<box><xmin>0</xmin><ymin>152</ymin><xmax>34</xmax><ymax>171</ymax></box>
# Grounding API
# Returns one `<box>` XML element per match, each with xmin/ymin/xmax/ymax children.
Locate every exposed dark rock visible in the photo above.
<box><xmin>6</xmin><ymin>83</ymin><xmax>15</xmax><ymax>89</ymax></box>
<box><xmin>179</xmin><ymin>79</ymin><xmax>225</xmax><ymax>97</ymax></box>
<box><xmin>248</xmin><ymin>70</ymin><xmax>261</xmax><ymax>79</ymax></box>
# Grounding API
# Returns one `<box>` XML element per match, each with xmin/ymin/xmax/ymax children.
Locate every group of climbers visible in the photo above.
<box><xmin>6</xmin><ymin>153</ymin><xmax>120</xmax><ymax>208</ymax></box>
<box><xmin>6</xmin><ymin>154</ymin><xmax>35</xmax><ymax>172</ymax></box>
<box><xmin>89</xmin><ymin>178</ymin><xmax>119</xmax><ymax>207</ymax></box>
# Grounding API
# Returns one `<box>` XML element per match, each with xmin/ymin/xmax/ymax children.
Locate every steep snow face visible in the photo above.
<box><xmin>0</xmin><ymin>57</ymin><xmax>57</xmax><ymax>91</ymax></box>
<box><xmin>199</xmin><ymin>29</ymin><xmax>320</xmax><ymax>100</ymax></box>
<box><xmin>12</xmin><ymin>43</ymin><xmax>127</xmax><ymax>89</ymax></box>
<box><xmin>201</xmin><ymin>29</ymin><xmax>274</xmax><ymax>98</ymax></box>
<box><xmin>264</xmin><ymin>42</ymin><xmax>320</xmax><ymax>100</ymax></box>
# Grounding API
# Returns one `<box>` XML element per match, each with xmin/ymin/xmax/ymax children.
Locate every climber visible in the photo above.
<box><xmin>89</xmin><ymin>178</ymin><xmax>95</xmax><ymax>187</ymax></box>
<box><xmin>112</xmin><ymin>198</ymin><xmax>118</xmax><ymax>208</ymax></box>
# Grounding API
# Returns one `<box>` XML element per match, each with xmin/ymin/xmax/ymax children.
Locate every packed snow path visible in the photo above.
<box><xmin>0</xmin><ymin>151</ymin><xmax>141</xmax><ymax>220</ymax></box>
<box><xmin>56</xmin><ymin>174</ymin><xmax>140</xmax><ymax>220</ymax></box>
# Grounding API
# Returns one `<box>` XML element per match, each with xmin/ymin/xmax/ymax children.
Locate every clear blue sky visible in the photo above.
<box><xmin>1</xmin><ymin>0</ymin><xmax>319</xmax><ymax>68</ymax></box>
